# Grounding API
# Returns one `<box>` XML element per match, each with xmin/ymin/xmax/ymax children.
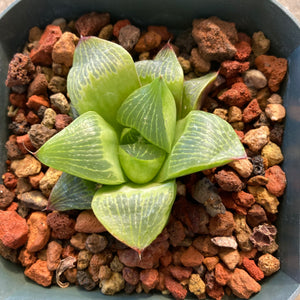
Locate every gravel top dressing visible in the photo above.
<box><xmin>0</xmin><ymin>11</ymin><xmax>288</xmax><ymax>300</ymax></box>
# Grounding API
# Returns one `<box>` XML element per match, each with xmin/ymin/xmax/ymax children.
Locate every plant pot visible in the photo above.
<box><xmin>0</xmin><ymin>0</ymin><xmax>300</xmax><ymax>299</ymax></box>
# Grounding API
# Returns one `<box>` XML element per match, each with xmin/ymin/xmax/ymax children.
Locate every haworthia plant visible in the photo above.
<box><xmin>37</xmin><ymin>36</ymin><xmax>246</xmax><ymax>252</ymax></box>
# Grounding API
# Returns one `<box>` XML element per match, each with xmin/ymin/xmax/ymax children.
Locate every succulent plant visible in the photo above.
<box><xmin>36</xmin><ymin>36</ymin><xmax>246</xmax><ymax>253</ymax></box>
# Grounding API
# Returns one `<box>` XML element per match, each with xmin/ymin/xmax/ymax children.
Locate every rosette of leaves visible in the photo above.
<box><xmin>36</xmin><ymin>37</ymin><xmax>246</xmax><ymax>253</ymax></box>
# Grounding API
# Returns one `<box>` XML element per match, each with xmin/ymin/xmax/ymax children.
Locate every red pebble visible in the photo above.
<box><xmin>47</xmin><ymin>212</ymin><xmax>76</xmax><ymax>240</ymax></box>
<box><xmin>255</xmin><ymin>55</ymin><xmax>288</xmax><ymax>92</ymax></box>
<box><xmin>234</xmin><ymin>41</ymin><xmax>252</xmax><ymax>61</ymax></box>
<box><xmin>26</xmin><ymin>111</ymin><xmax>40</xmax><ymax>125</ymax></box>
<box><xmin>165</xmin><ymin>276</ymin><xmax>187</xmax><ymax>300</ymax></box>
<box><xmin>265</xmin><ymin>165</ymin><xmax>287</xmax><ymax>197</ymax></box>
<box><xmin>180</xmin><ymin>246</ymin><xmax>204</xmax><ymax>267</ymax></box>
<box><xmin>233</xmin><ymin>191</ymin><xmax>255</xmax><ymax>208</ymax></box>
<box><xmin>242</xmin><ymin>99</ymin><xmax>262</xmax><ymax>123</ymax></box>
<box><xmin>29</xmin><ymin>172</ymin><xmax>45</xmax><ymax>189</ymax></box>
<box><xmin>26</xmin><ymin>95</ymin><xmax>50</xmax><ymax>111</ymax></box>
<box><xmin>30</xmin><ymin>25</ymin><xmax>62</xmax><ymax>65</ymax></box>
<box><xmin>218</xmin><ymin>82</ymin><xmax>251</xmax><ymax>107</ymax></box>
<box><xmin>16</xmin><ymin>134</ymin><xmax>36</xmax><ymax>154</ymax></box>
<box><xmin>6</xmin><ymin>202</ymin><xmax>18</xmax><ymax>211</ymax></box>
<box><xmin>9</xmin><ymin>93</ymin><xmax>27</xmax><ymax>108</ymax></box>
<box><xmin>242</xmin><ymin>257</ymin><xmax>264</xmax><ymax>281</ymax></box>
<box><xmin>167</xmin><ymin>218</ymin><xmax>186</xmax><ymax>247</ymax></box>
<box><xmin>219</xmin><ymin>60</ymin><xmax>249</xmax><ymax>78</ymax></box>
<box><xmin>235</xmin><ymin>130</ymin><xmax>245</xmax><ymax>141</ymax></box>
<box><xmin>168</xmin><ymin>265</ymin><xmax>192</xmax><ymax>281</ymax></box>
<box><xmin>0</xmin><ymin>210</ymin><xmax>28</xmax><ymax>249</ymax></box>
<box><xmin>113</xmin><ymin>19</ymin><xmax>131</xmax><ymax>37</ymax></box>
<box><xmin>75</xmin><ymin>12</ymin><xmax>110</xmax><ymax>36</ymax></box>
<box><xmin>140</xmin><ymin>269</ymin><xmax>159</xmax><ymax>290</ymax></box>
<box><xmin>55</xmin><ymin>114</ymin><xmax>73</xmax><ymax>131</ymax></box>
<box><xmin>160</xmin><ymin>250</ymin><xmax>172</xmax><ymax>267</ymax></box>
<box><xmin>2</xmin><ymin>172</ymin><xmax>17</xmax><ymax>189</ymax></box>
<box><xmin>215</xmin><ymin>263</ymin><xmax>232</xmax><ymax>286</ymax></box>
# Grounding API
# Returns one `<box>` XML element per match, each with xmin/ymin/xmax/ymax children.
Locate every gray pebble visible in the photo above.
<box><xmin>28</xmin><ymin>124</ymin><xmax>57</xmax><ymax>149</ymax></box>
<box><xmin>243</xmin><ymin>69</ymin><xmax>267</xmax><ymax>89</ymax></box>
<box><xmin>50</xmin><ymin>93</ymin><xmax>70</xmax><ymax>114</ymax></box>
<box><xmin>118</xmin><ymin>25</ymin><xmax>141</xmax><ymax>51</ymax></box>
<box><xmin>85</xmin><ymin>234</ymin><xmax>108</xmax><ymax>253</ymax></box>
<box><xmin>17</xmin><ymin>190</ymin><xmax>48</xmax><ymax>210</ymax></box>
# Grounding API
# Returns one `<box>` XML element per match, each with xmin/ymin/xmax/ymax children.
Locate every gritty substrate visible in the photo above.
<box><xmin>0</xmin><ymin>12</ymin><xmax>287</xmax><ymax>300</ymax></box>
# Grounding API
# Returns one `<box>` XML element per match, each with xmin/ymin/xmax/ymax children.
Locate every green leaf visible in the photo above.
<box><xmin>120</xmin><ymin>128</ymin><xmax>142</xmax><ymax>145</ymax></box>
<box><xmin>156</xmin><ymin>110</ymin><xmax>247</xmax><ymax>182</ymax></box>
<box><xmin>48</xmin><ymin>173</ymin><xmax>99</xmax><ymax>211</ymax></box>
<box><xmin>92</xmin><ymin>181</ymin><xmax>176</xmax><ymax>252</ymax></box>
<box><xmin>117</xmin><ymin>77</ymin><xmax>176</xmax><ymax>153</ymax></box>
<box><xmin>67</xmin><ymin>37</ymin><xmax>140</xmax><ymax>132</ymax></box>
<box><xmin>181</xmin><ymin>72</ymin><xmax>218</xmax><ymax>118</ymax></box>
<box><xmin>135</xmin><ymin>44</ymin><xmax>184</xmax><ymax>117</ymax></box>
<box><xmin>36</xmin><ymin>111</ymin><xmax>125</xmax><ymax>185</ymax></box>
<box><xmin>119</xmin><ymin>143</ymin><xmax>166</xmax><ymax>184</ymax></box>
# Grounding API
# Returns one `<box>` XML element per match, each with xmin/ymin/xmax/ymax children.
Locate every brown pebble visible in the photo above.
<box><xmin>215</xmin><ymin>169</ymin><xmax>243</xmax><ymax>192</ymax></box>
<box><xmin>27</xmin><ymin>212</ymin><xmax>50</xmax><ymax>252</ymax></box>
<box><xmin>47</xmin><ymin>240</ymin><xmax>63</xmax><ymax>271</ymax></box>
<box><xmin>75</xmin><ymin>210</ymin><xmax>106</xmax><ymax>233</ymax></box>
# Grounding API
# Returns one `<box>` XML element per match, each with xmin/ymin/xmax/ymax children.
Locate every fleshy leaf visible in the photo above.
<box><xmin>120</xmin><ymin>128</ymin><xmax>143</xmax><ymax>145</ymax></box>
<box><xmin>48</xmin><ymin>173</ymin><xmax>98</xmax><ymax>211</ymax></box>
<box><xmin>117</xmin><ymin>77</ymin><xmax>176</xmax><ymax>153</ymax></box>
<box><xmin>135</xmin><ymin>44</ymin><xmax>184</xmax><ymax>117</ymax></box>
<box><xmin>156</xmin><ymin>110</ymin><xmax>247</xmax><ymax>182</ymax></box>
<box><xmin>181</xmin><ymin>72</ymin><xmax>218</xmax><ymax>118</ymax></box>
<box><xmin>119</xmin><ymin>143</ymin><xmax>166</xmax><ymax>184</ymax></box>
<box><xmin>36</xmin><ymin>111</ymin><xmax>125</xmax><ymax>185</ymax></box>
<box><xmin>92</xmin><ymin>180</ymin><xmax>176</xmax><ymax>252</ymax></box>
<box><xmin>67</xmin><ymin>36</ymin><xmax>140</xmax><ymax>131</ymax></box>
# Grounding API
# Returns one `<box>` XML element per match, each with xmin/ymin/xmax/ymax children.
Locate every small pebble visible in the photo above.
<box><xmin>252</xmin><ymin>31</ymin><xmax>270</xmax><ymax>56</ymax></box>
<box><xmin>118</xmin><ymin>25</ymin><xmax>140</xmax><ymax>51</ymax></box>
<box><xmin>261</xmin><ymin>142</ymin><xmax>284</xmax><ymax>167</ymax></box>
<box><xmin>265</xmin><ymin>103</ymin><xmax>286</xmax><ymax>122</ymax></box>
<box><xmin>77</xmin><ymin>270</ymin><xmax>97</xmax><ymax>290</ymax></box>
<box><xmin>39</xmin><ymin>167</ymin><xmax>62</xmax><ymax>197</ymax></box>
<box><xmin>41</xmin><ymin>108</ymin><xmax>56</xmax><ymax>128</ymax></box>
<box><xmin>100</xmin><ymin>272</ymin><xmax>125</xmax><ymax>295</ymax></box>
<box><xmin>242</xmin><ymin>69</ymin><xmax>267</xmax><ymax>89</ymax></box>
<box><xmin>258</xmin><ymin>253</ymin><xmax>280</xmax><ymax>276</ymax></box>
<box><xmin>98</xmin><ymin>24</ymin><xmax>114</xmax><ymax>40</ymax></box>
<box><xmin>85</xmin><ymin>234</ymin><xmax>108</xmax><ymax>253</ymax></box>
<box><xmin>77</xmin><ymin>250</ymin><xmax>92</xmax><ymax>270</ymax></box>
<box><xmin>18</xmin><ymin>191</ymin><xmax>48</xmax><ymax>210</ymax></box>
